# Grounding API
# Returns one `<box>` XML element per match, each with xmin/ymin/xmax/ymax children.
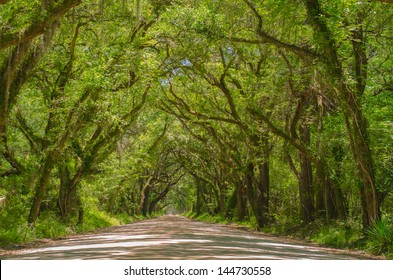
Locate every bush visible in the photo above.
<box><xmin>0</xmin><ymin>224</ymin><xmax>35</xmax><ymax>245</ymax></box>
<box><xmin>0</xmin><ymin>194</ymin><xmax>35</xmax><ymax>245</ymax></box>
<box><xmin>185</xmin><ymin>211</ymin><xmax>198</xmax><ymax>219</ymax></box>
<box><xmin>194</xmin><ymin>213</ymin><xmax>229</xmax><ymax>224</ymax></box>
<box><xmin>366</xmin><ymin>217</ymin><xmax>393</xmax><ymax>256</ymax></box>
<box><xmin>34</xmin><ymin>212</ymin><xmax>74</xmax><ymax>239</ymax></box>
<box><xmin>311</xmin><ymin>227</ymin><xmax>349</xmax><ymax>248</ymax></box>
<box><xmin>77</xmin><ymin>209</ymin><xmax>120</xmax><ymax>232</ymax></box>
<box><xmin>296</xmin><ymin>219</ymin><xmax>364</xmax><ymax>249</ymax></box>
<box><xmin>237</xmin><ymin>216</ymin><xmax>259</xmax><ymax>230</ymax></box>
<box><xmin>114</xmin><ymin>213</ymin><xmax>132</xmax><ymax>224</ymax></box>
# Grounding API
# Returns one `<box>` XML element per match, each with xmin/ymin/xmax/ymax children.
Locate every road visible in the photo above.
<box><xmin>0</xmin><ymin>215</ymin><xmax>371</xmax><ymax>260</ymax></box>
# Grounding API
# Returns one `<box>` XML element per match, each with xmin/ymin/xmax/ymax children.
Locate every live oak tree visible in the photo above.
<box><xmin>0</xmin><ymin>0</ymin><xmax>82</xmax><ymax>177</ymax></box>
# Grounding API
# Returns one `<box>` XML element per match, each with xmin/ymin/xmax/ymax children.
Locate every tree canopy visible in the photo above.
<box><xmin>0</xmin><ymin>0</ymin><xmax>392</xmax><ymax>256</ymax></box>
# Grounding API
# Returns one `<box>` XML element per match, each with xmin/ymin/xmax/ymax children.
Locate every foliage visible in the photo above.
<box><xmin>310</xmin><ymin>222</ymin><xmax>362</xmax><ymax>249</ymax></box>
<box><xmin>187</xmin><ymin>212</ymin><xmax>260</xmax><ymax>231</ymax></box>
<box><xmin>0</xmin><ymin>190</ymin><xmax>34</xmax><ymax>245</ymax></box>
<box><xmin>76</xmin><ymin>209</ymin><xmax>120</xmax><ymax>232</ymax></box>
<box><xmin>366</xmin><ymin>217</ymin><xmax>393</xmax><ymax>256</ymax></box>
<box><xmin>34</xmin><ymin>212</ymin><xmax>73</xmax><ymax>239</ymax></box>
<box><xmin>193</xmin><ymin>213</ymin><xmax>230</xmax><ymax>224</ymax></box>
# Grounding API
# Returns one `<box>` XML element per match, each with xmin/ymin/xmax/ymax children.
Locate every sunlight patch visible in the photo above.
<box><xmin>22</xmin><ymin>239</ymin><xmax>212</xmax><ymax>254</ymax></box>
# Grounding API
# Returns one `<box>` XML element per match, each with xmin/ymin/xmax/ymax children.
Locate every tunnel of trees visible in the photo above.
<box><xmin>0</xmin><ymin>0</ymin><xmax>392</xmax><ymax>256</ymax></box>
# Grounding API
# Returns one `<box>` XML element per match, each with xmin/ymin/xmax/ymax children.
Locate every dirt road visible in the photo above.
<box><xmin>0</xmin><ymin>215</ymin><xmax>371</xmax><ymax>259</ymax></box>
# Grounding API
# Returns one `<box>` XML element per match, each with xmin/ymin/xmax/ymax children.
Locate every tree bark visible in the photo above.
<box><xmin>298</xmin><ymin>123</ymin><xmax>315</xmax><ymax>222</ymax></box>
<box><xmin>0</xmin><ymin>0</ymin><xmax>82</xmax><ymax>50</ymax></box>
<box><xmin>245</xmin><ymin>162</ymin><xmax>267</xmax><ymax>229</ymax></box>
<box><xmin>139</xmin><ymin>174</ymin><xmax>153</xmax><ymax>216</ymax></box>
<box><xmin>315</xmin><ymin>160</ymin><xmax>347</xmax><ymax>221</ymax></box>
<box><xmin>196</xmin><ymin>180</ymin><xmax>202</xmax><ymax>216</ymax></box>
<box><xmin>76</xmin><ymin>193</ymin><xmax>84</xmax><ymax>226</ymax></box>
<box><xmin>303</xmin><ymin>0</ymin><xmax>380</xmax><ymax>227</ymax></box>
<box><xmin>58</xmin><ymin>164</ymin><xmax>72</xmax><ymax>218</ymax></box>
<box><xmin>140</xmin><ymin>186</ymin><xmax>151</xmax><ymax>217</ymax></box>
<box><xmin>258</xmin><ymin>161</ymin><xmax>270</xmax><ymax>222</ymax></box>
<box><xmin>28</xmin><ymin>156</ymin><xmax>56</xmax><ymax>224</ymax></box>
<box><xmin>148</xmin><ymin>186</ymin><xmax>170</xmax><ymax>215</ymax></box>
<box><xmin>236</xmin><ymin>182</ymin><xmax>247</xmax><ymax>221</ymax></box>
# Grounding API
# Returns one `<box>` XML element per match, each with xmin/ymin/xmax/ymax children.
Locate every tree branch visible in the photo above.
<box><xmin>237</xmin><ymin>0</ymin><xmax>321</xmax><ymax>61</ymax></box>
<box><xmin>15</xmin><ymin>110</ymin><xmax>43</xmax><ymax>151</ymax></box>
<box><xmin>0</xmin><ymin>0</ymin><xmax>82</xmax><ymax>50</ymax></box>
<box><xmin>0</xmin><ymin>168</ymin><xmax>19</xmax><ymax>177</ymax></box>
<box><xmin>1</xmin><ymin>133</ymin><xmax>23</xmax><ymax>172</ymax></box>
<box><xmin>248</xmin><ymin>107</ymin><xmax>318</xmax><ymax>163</ymax></box>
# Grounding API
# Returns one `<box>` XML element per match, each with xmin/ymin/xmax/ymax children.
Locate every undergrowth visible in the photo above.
<box><xmin>186</xmin><ymin>212</ymin><xmax>393</xmax><ymax>259</ymax></box>
<box><xmin>365</xmin><ymin>217</ymin><xmax>393</xmax><ymax>257</ymax></box>
<box><xmin>0</xmin><ymin>206</ymin><xmax>147</xmax><ymax>246</ymax></box>
<box><xmin>190</xmin><ymin>213</ymin><xmax>230</xmax><ymax>224</ymax></box>
<box><xmin>186</xmin><ymin>212</ymin><xmax>259</xmax><ymax>230</ymax></box>
<box><xmin>309</xmin><ymin>221</ymin><xmax>362</xmax><ymax>248</ymax></box>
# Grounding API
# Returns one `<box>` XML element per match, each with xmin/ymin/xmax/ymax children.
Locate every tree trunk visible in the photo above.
<box><xmin>258</xmin><ymin>160</ymin><xmax>270</xmax><ymax>223</ymax></box>
<box><xmin>225</xmin><ymin>187</ymin><xmax>237</xmax><ymax>219</ymax></box>
<box><xmin>58</xmin><ymin>164</ymin><xmax>72</xmax><ymax>218</ymax></box>
<box><xmin>245</xmin><ymin>162</ymin><xmax>265</xmax><ymax>229</ymax></box>
<box><xmin>0</xmin><ymin>42</ymin><xmax>31</xmax><ymax>155</ymax></box>
<box><xmin>58</xmin><ymin>163</ymin><xmax>84</xmax><ymax>222</ymax></box>
<box><xmin>298</xmin><ymin>123</ymin><xmax>314</xmax><ymax>222</ymax></box>
<box><xmin>315</xmin><ymin>160</ymin><xmax>347</xmax><ymax>221</ymax></box>
<box><xmin>196</xmin><ymin>180</ymin><xmax>202</xmax><ymax>216</ymax></box>
<box><xmin>236</xmin><ymin>182</ymin><xmax>247</xmax><ymax>221</ymax></box>
<box><xmin>28</xmin><ymin>158</ymin><xmax>56</xmax><ymax>224</ymax></box>
<box><xmin>76</xmin><ymin>192</ymin><xmax>84</xmax><ymax>226</ymax></box>
<box><xmin>140</xmin><ymin>185</ymin><xmax>151</xmax><ymax>216</ymax></box>
<box><xmin>148</xmin><ymin>186</ymin><xmax>170</xmax><ymax>215</ymax></box>
<box><xmin>303</xmin><ymin>0</ymin><xmax>380</xmax><ymax>227</ymax></box>
<box><xmin>344</xmin><ymin>101</ymin><xmax>380</xmax><ymax>227</ymax></box>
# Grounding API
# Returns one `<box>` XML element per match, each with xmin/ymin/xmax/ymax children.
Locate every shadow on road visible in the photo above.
<box><xmin>0</xmin><ymin>215</ymin><xmax>370</xmax><ymax>260</ymax></box>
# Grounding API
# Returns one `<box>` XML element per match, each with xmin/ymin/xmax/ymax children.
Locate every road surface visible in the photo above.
<box><xmin>0</xmin><ymin>215</ymin><xmax>371</xmax><ymax>259</ymax></box>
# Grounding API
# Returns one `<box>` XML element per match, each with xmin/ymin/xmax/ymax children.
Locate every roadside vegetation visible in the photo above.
<box><xmin>187</xmin><ymin>212</ymin><xmax>393</xmax><ymax>259</ymax></box>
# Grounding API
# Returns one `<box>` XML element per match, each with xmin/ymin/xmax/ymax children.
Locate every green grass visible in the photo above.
<box><xmin>186</xmin><ymin>212</ymin><xmax>259</xmax><ymax>231</ymax></box>
<box><xmin>0</xmin><ymin>208</ymin><xmax>147</xmax><ymax>246</ymax></box>
<box><xmin>34</xmin><ymin>212</ymin><xmax>74</xmax><ymax>239</ymax></box>
<box><xmin>310</xmin><ymin>223</ymin><xmax>361</xmax><ymax>248</ymax></box>
<box><xmin>194</xmin><ymin>213</ymin><xmax>230</xmax><ymax>224</ymax></box>
<box><xmin>238</xmin><ymin>217</ymin><xmax>260</xmax><ymax>230</ymax></box>
<box><xmin>0</xmin><ymin>224</ymin><xmax>36</xmax><ymax>245</ymax></box>
<box><xmin>76</xmin><ymin>209</ymin><xmax>120</xmax><ymax>232</ymax></box>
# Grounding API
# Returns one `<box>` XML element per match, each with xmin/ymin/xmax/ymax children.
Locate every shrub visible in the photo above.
<box><xmin>34</xmin><ymin>212</ymin><xmax>74</xmax><ymax>239</ymax></box>
<box><xmin>0</xmin><ymin>224</ymin><xmax>35</xmax><ymax>245</ymax></box>
<box><xmin>198</xmin><ymin>214</ymin><xmax>228</xmax><ymax>224</ymax></box>
<box><xmin>114</xmin><ymin>213</ymin><xmax>132</xmax><ymax>224</ymax></box>
<box><xmin>78</xmin><ymin>209</ymin><xmax>120</xmax><ymax>232</ymax></box>
<box><xmin>186</xmin><ymin>211</ymin><xmax>198</xmax><ymax>219</ymax></box>
<box><xmin>366</xmin><ymin>217</ymin><xmax>393</xmax><ymax>256</ymax></box>
<box><xmin>310</xmin><ymin>221</ymin><xmax>360</xmax><ymax>248</ymax></box>
<box><xmin>237</xmin><ymin>216</ymin><xmax>259</xmax><ymax>230</ymax></box>
<box><xmin>0</xmin><ymin>194</ymin><xmax>36</xmax><ymax>245</ymax></box>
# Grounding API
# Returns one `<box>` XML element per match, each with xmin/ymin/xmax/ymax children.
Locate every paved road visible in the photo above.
<box><xmin>0</xmin><ymin>215</ymin><xmax>370</xmax><ymax>260</ymax></box>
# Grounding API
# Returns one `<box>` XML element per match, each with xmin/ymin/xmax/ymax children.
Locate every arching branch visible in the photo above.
<box><xmin>0</xmin><ymin>0</ymin><xmax>82</xmax><ymax>50</ymax></box>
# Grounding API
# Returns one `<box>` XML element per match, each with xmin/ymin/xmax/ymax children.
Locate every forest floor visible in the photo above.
<box><xmin>0</xmin><ymin>215</ymin><xmax>382</xmax><ymax>260</ymax></box>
